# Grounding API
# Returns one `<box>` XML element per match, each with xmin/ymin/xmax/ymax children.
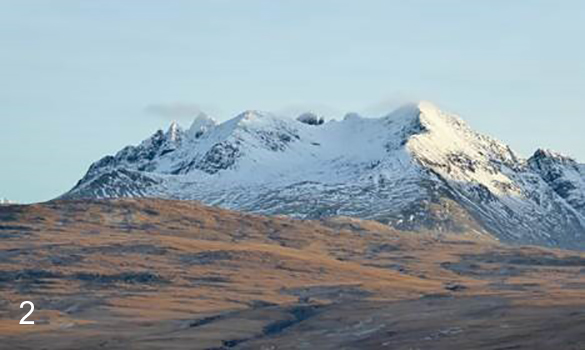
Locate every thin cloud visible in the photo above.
<box><xmin>360</xmin><ymin>93</ymin><xmax>420</xmax><ymax>117</ymax></box>
<box><xmin>144</xmin><ymin>102</ymin><xmax>205</xmax><ymax>121</ymax></box>
<box><xmin>276</xmin><ymin>103</ymin><xmax>343</xmax><ymax>121</ymax></box>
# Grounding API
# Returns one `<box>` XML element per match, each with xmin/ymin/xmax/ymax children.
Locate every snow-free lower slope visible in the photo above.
<box><xmin>63</xmin><ymin>102</ymin><xmax>585</xmax><ymax>249</ymax></box>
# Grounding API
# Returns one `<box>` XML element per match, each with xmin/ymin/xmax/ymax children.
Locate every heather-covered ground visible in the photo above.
<box><xmin>1</xmin><ymin>199</ymin><xmax>585</xmax><ymax>349</ymax></box>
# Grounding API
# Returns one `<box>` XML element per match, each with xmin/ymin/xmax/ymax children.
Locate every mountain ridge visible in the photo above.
<box><xmin>62</xmin><ymin>101</ymin><xmax>585</xmax><ymax>249</ymax></box>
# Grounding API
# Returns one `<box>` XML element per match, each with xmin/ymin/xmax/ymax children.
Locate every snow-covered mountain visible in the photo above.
<box><xmin>0</xmin><ymin>198</ymin><xmax>15</xmax><ymax>205</ymax></box>
<box><xmin>62</xmin><ymin>102</ymin><xmax>585</xmax><ymax>248</ymax></box>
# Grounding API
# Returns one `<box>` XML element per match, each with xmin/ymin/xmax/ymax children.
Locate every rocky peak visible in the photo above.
<box><xmin>297</xmin><ymin>112</ymin><xmax>324</xmax><ymax>126</ymax></box>
<box><xmin>165</xmin><ymin>121</ymin><xmax>183</xmax><ymax>143</ymax></box>
<box><xmin>187</xmin><ymin>113</ymin><xmax>217</xmax><ymax>138</ymax></box>
<box><xmin>529</xmin><ymin>149</ymin><xmax>577</xmax><ymax>167</ymax></box>
<box><xmin>528</xmin><ymin>148</ymin><xmax>585</xmax><ymax>216</ymax></box>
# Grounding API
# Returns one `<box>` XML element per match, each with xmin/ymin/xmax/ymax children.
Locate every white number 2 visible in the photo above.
<box><xmin>19</xmin><ymin>301</ymin><xmax>35</xmax><ymax>325</ymax></box>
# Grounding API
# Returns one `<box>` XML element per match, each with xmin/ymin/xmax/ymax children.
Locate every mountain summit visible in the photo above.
<box><xmin>63</xmin><ymin>102</ymin><xmax>585</xmax><ymax>248</ymax></box>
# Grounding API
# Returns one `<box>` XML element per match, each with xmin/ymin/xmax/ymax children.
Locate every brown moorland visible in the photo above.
<box><xmin>1</xmin><ymin>199</ymin><xmax>585</xmax><ymax>349</ymax></box>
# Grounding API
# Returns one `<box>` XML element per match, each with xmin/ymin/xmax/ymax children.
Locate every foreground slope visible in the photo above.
<box><xmin>63</xmin><ymin>102</ymin><xmax>585</xmax><ymax>248</ymax></box>
<box><xmin>3</xmin><ymin>199</ymin><xmax>585</xmax><ymax>349</ymax></box>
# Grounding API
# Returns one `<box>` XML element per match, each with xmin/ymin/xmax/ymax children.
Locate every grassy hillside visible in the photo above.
<box><xmin>1</xmin><ymin>199</ymin><xmax>585</xmax><ymax>349</ymax></box>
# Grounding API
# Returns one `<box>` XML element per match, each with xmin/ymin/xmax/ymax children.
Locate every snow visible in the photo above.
<box><xmin>528</xmin><ymin>149</ymin><xmax>585</xmax><ymax>220</ymax></box>
<box><xmin>405</xmin><ymin>101</ymin><xmax>521</xmax><ymax>196</ymax></box>
<box><xmin>187</xmin><ymin>112</ymin><xmax>217</xmax><ymax>138</ymax></box>
<box><xmin>63</xmin><ymin>101</ymin><xmax>585</xmax><ymax>248</ymax></box>
<box><xmin>0</xmin><ymin>198</ymin><xmax>15</xmax><ymax>205</ymax></box>
<box><xmin>166</xmin><ymin>121</ymin><xmax>182</xmax><ymax>142</ymax></box>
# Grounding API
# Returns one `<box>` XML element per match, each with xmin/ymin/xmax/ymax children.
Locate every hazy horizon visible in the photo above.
<box><xmin>1</xmin><ymin>0</ymin><xmax>583</xmax><ymax>203</ymax></box>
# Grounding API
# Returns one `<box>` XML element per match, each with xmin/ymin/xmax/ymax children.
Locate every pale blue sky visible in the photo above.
<box><xmin>1</xmin><ymin>0</ymin><xmax>583</xmax><ymax>203</ymax></box>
